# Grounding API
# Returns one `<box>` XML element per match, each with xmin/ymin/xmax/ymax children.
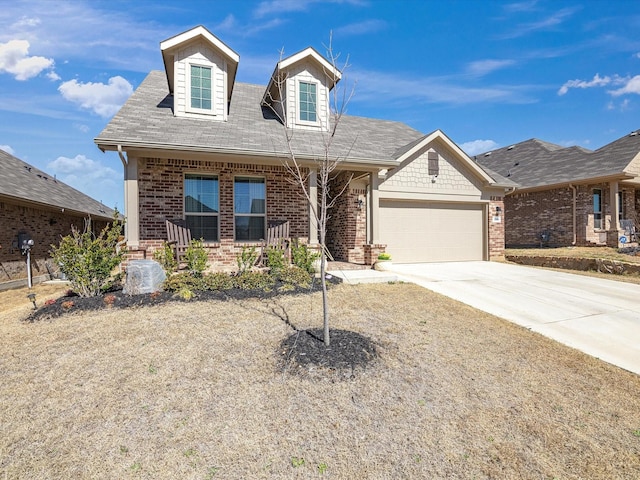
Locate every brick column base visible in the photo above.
<box><xmin>363</xmin><ymin>244</ymin><xmax>387</xmax><ymax>266</ymax></box>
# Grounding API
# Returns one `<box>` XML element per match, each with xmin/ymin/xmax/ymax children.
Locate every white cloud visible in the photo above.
<box><xmin>460</xmin><ymin>140</ymin><xmax>499</xmax><ymax>156</ymax></box>
<box><xmin>254</xmin><ymin>0</ymin><xmax>365</xmax><ymax>17</ymax></box>
<box><xmin>0</xmin><ymin>39</ymin><xmax>55</xmax><ymax>80</ymax></box>
<box><xmin>0</xmin><ymin>144</ymin><xmax>16</xmax><ymax>155</ymax></box>
<box><xmin>46</xmin><ymin>70</ymin><xmax>61</xmax><ymax>81</ymax></box>
<box><xmin>11</xmin><ymin>16</ymin><xmax>41</xmax><ymax>28</ymax></box>
<box><xmin>74</xmin><ymin>123</ymin><xmax>90</xmax><ymax>133</ymax></box>
<box><xmin>557</xmin><ymin>73</ymin><xmax>611</xmax><ymax>95</ymax></box>
<box><xmin>58</xmin><ymin>76</ymin><xmax>133</xmax><ymax>117</ymax></box>
<box><xmin>466</xmin><ymin>59</ymin><xmax>516</xmax><ymax>76</ymax></box>
<box><xmin>352</xmin><ymin>68</ymin><xmax>535</xmax><ymax>105</ymax></box>
<box><xmin>499</xmin><ymin>6</ymin><xmax>579</xmax><ymax>39</ymax></box>
<box><xmin>635</xmin><ymin>52</ymin><xmax>640</xmax><ymax>59</ymax></box>
<box><xmin>609</xmin><ymin>75</ymin><xmax>640</xmax><ymax>96</ymax></box>
<box><xmin>334</xmin><ymin>19</ymin><xmax>387</xmax><ymax>37</ymax></box>
<box><xmin>47</xmin><ymin>154</ymin><xmax>121</xmax><ymax>209</ymax></box>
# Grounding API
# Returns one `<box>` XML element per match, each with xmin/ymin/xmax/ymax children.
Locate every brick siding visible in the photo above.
<box><xmin>505</xmin><ymin>184</ymin><xmax>639</xmax><ymax>247</ymax></box>
<box><xmin>325</xmin><ymin>172</ymin><xmax>367</xmax><ymax>263</ymax></box>
<box><xmin>488</xmin><ymin>196</ymin><xmax>505</xmax><ymax>258</ymax></box>
<box><xmin>0</xmin><ymin>200</ymin><xmax>109</xmax><ymax>284</ymax></box>
<box><xmin>136</xmin><ymin>157</ymin><xmax>309</xmax><ymax>270</ymax></box>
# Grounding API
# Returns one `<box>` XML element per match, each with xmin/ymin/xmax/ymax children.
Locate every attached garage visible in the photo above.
<box><xmin>379</xmin><ymin>200</ymin><xmax>486</xmax><ymax>263</ymax></box>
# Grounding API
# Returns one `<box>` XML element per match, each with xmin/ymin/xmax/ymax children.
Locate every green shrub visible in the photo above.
<box><xmin>236</xmin><ymin>246</ymin><xmax>259</xmax><ymax>273</ymax></box>
<box><xmin>202</xmin><ymin>272</ymin><xmax>234</xmax><ymax>291</ymax></box>
<box><xmin>153</xmin><ymin>242</ymin><xmax>178</xmax><ymax>273</ymax></box>
<box><xmin>291</xmin><ymin>240</ymin><xmax>320</xmax><ymax>273</ymax></box>
<box><xmin>233</xmin><ymin>271</ymin><xmax>274</xmax><ymax>291</ymax></box>
<box><xmin>266</xmin><ymin>246</ymin><xmax>286</xmax><ymax>275</ymax></box>
<box><xmin>163</xmin><ymin>272</ymin><xmax>205</xmax><ymax>292</ymax></box>
<box><xmin>184</xmin><ymin>239</ymin><xmax>208</xmax><ymax>276</ymax></box>
<box><xmin>377</xmin><ymin>252</ymin><xmax>392</xmax><ymax>261</ymax></box>
<box><xmin>277</xmin><ymin>266</ymin><xmax>312</xmax><ymax>289</ymax></box>
<box><xmin>51</xmin><ymin>213</ymin><xmax>125</xmax><ymax>297</ymax></box>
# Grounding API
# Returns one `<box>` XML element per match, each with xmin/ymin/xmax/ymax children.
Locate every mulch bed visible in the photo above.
<box><xmin>279</xmin><ymin>328</ymin><xmax>378</xmax><ymax>379</ymax></box>
<box><xmin>27</xmin><ymin>276</ymin><xmax>342</xmax><ymax>322</ymax></box>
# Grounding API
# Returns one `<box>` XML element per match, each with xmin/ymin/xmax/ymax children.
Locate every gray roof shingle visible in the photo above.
<box><xmin>96</xmin><ymin>70</ymin><xmax>425</xmax><ymax>165</ymax></box>
<box><xmin>476</xmin><ymin>132</ymin><xmax>640</xmax><ymax>189</ymax></box>
<box><xmin>0</xmin><ymin>149</ymin><xmax>115</xmax><ymax>220</ymax></box>
<box><xmin>95</xmin><ymin>71</ymin><xmax>507</xmax><ymax>188</ymax></box>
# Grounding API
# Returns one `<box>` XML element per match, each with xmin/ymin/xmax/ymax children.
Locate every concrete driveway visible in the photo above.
<box><xmin>388</xmin><ymin>261</ymin><xmax>640</xmax><ymax>375</ymax></box>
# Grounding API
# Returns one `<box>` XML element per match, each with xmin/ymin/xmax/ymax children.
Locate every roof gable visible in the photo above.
<box><xmin>160</xmin><ymin>25</ymin><xmax>239</xmax><ymax>101</ymax></box>
<box><xmin>393</xmin><ymin>129</ymin><xmax>496</xmax><ymax>186</ymax></box>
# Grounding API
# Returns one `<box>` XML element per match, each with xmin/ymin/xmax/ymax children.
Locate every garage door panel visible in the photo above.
<box><xmin>379</xmin><ymin>200</ymin><xmax>484</xmax><ymax>263</ymax></box>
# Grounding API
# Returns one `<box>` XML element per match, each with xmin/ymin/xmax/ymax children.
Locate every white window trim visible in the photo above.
<box><xmin>295</xmin><ymin>78</ymin><xmax>321</xmax><ymax>127</ymax></box>
<box><xmin>186</xmin><ymin>62</ymin><xmax>216</xmax><ymax>116</ymax></box>
<box><xmin>233</xmin><ymin>175</ymin><xmax>267</xmax><ymax>242</ymax></box>
<box><xmin>184</xmin><ymin>172</ymin><xmax>220</xmax><ymax>243</ymax></box>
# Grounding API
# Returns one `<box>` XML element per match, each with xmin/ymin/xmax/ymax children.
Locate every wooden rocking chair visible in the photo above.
<box><xmin>262</xmin><ymin>220</ymin><xmax>291</xmax><ymax>265</ymax></box>
<box><xmin>165</xmin><ymin>219</ymin><xmax>192</xmax><ymax>264</ymax></box>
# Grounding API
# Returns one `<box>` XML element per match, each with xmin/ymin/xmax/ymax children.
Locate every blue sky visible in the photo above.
<box><xmin>1</xmin><ymin>0</ymin><xmax>639</xmax><ymax>211</ymax></box>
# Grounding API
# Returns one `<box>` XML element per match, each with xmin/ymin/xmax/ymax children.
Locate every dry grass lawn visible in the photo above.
<box><xmin>2</xmin><ymin>283</ymin><xmax>640</xmax><ymax>479</ymax></box>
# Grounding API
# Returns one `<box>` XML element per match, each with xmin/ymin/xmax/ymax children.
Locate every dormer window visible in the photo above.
<box><xmin>190</xmin><ymin>65</ymin><xmax>212</xmax><ymax>111</ymax></box>
<box><xmin>160</xmin><ymin>26</ymin><xmax>239</xmax><ymax>120</ymax></box>
<box><xmin>262</xmin><ymin>47</ymin><xmax>341</xmax><ymax>132</ymax></box>
<box><xmin>299</xmin><ymin>81</ymin><xmax>317</xmax><ymax>123</ymax></box>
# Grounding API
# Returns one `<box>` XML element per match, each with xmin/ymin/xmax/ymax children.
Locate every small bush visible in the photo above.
<box><xmin>163</xmin><ymin>272</ymin><xmax>205</xmax><ymax>292</ymax></box>
<box><xmin>377</xmin><ymin>252</ymin><xmax>391</xmax><ymax>261</ymax></box>
<box><xmin>292</xmin><ymin>240</ymin><xmax>320</xmax><ymax>273</ymax></box>
<box><xmin>237</xmin><ymin>246</ymin><xmax>259</xmax><ymax>273</ymax></box>
<box><xmin>50</xmin><ymin>212</ymin><xmax>125</xmax><ymax>297</ymax></box>
<box><xmin>184</xmin><ymin>239</ymin><xmax>208</xmax><ymax>276</ymax></box>
<box><xmin>233</xmin><ymin>271</ymin><xmax>274</xmax><ymax>291</ymax></box>
<box><xmin>266</xmin><ymin>246</ymin><xmax>286</xmax><ymax>275</ymax></box>
<box><xmin>277</xmin><ymin>266</ymin><xmax>312</xmax><ymax>289</ymax></box>
<box><xmin>203</xmin><ymin>272</ymin><xmax>234</xmax><ymax>291</ymax></box>
<box><xmin>153</xmin><ymin>242</ymin><xmax>178</xmax><ymax>273</ymax></box>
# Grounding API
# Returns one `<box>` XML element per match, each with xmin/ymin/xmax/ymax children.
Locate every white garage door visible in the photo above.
<box><xmin>379</xmin><ymin>200</ymin><xmax>485</xmax><ymax>263</ymax></box>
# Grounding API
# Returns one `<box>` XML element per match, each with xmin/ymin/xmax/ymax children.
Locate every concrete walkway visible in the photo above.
<box><xmin>388</xmin><ymin>261</ymin><xmax>640</xmax><ymax>376</ymax></box>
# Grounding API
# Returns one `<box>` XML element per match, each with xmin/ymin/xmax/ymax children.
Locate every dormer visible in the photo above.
<box><xmin>160</xmin><ymin>26</ymin><xmax>239</xmax><ymax>120</ymax></box>
<box><xmin>262</xmin><ymin>47</ymin><xmax>341</xmax><ymax>132</ymax></box>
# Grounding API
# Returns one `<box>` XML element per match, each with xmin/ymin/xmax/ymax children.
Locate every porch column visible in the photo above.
<box><xmin>308</xmin><ymin>169</ymin><xmax>318</xmax><ymax>244</ymax></box>
<box><xmin>610</xmin><ymin>181</ymin><xmax>620</xmax><ymax>231</ymax></box>
<box><xmin>125</xmin><ymin>157</ymin><xmax>140</xmax><ymax>246</ymax></box>
<box><xmin>369</xmin><ymin>171</ymin><xmax>380</xmax><ymax>243</ymax></box>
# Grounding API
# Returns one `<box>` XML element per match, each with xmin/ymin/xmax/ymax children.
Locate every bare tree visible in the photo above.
<box><xmin>264</xmin><ymin>37</ymin><xmax>355</xmax><ymax>346</ymax></box>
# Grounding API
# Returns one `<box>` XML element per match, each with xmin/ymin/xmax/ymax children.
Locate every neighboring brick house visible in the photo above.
<box><xmin>0</xmin><ymin>149</ymin><xmax>115</xmax><ymax>289</ymax></box>
<box><xmin>476</xmin><ymin>131</ymin><xmax>640</xmax><ymax>247</ymax></box>
<box><xmin>95</xmin><ymin>26</ymin><xmax>512</xmax><ymax>268</ymax></box>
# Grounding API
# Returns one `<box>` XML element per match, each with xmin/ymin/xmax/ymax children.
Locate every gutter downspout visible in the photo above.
<box><xmin>569</xmin><ymin>184</ymin><xmax>577</xmax><ymax>245</ymax></box>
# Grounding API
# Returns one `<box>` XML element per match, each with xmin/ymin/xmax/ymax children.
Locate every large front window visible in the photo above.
<box><xmin>234</xmin><ymin>177</ymin><xmax>266</xmax><ymax>241</ymax></box>
<box><xmin>299</xmin><ymin>81</ymin><xmax>317</xmax><ymax>122</ymax></box>
<box><xmin>190</xmin><ymin>65</ymin><xmax>212</xmax><ymax>111</ymax></box>
<box><xmin>593</xmin><ymin>188</ymin><xmax>602</xmax><ymax>229</ymax></box>
<box><xmin>184</xmin><ymin>174</ymin><xmax>218</xmax><ymax>241</ymax></box>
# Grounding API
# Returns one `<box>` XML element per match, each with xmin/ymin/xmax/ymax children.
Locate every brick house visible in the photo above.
<box><xmin>95</xmin><ymin>26</ymin><xmax>512</xmax><ymax>268</ymax></box>
<box><xmin>0</xmin><ymin>149</ymin><xmax>115</xmax><ymax>289</ymax></box>
<box><xmin>476</xmin><ymin>132</ymin><xmax>640</xmax><ymax>247</ymax></box>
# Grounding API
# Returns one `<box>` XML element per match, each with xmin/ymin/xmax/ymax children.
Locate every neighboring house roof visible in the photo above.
<box><xmin>95</xmin><ymin>70</ymin><xmax>507</xmax><ymax>187</ymax></box>
<box><xmin>476</xmin><ymin>130</ymin><xmax>640</xmax><ymax>190</ymax></box>
<box><xmin>0</xmin><ymin>149</ymin><xmax>115</xmax><ymax>220</ymax></box>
